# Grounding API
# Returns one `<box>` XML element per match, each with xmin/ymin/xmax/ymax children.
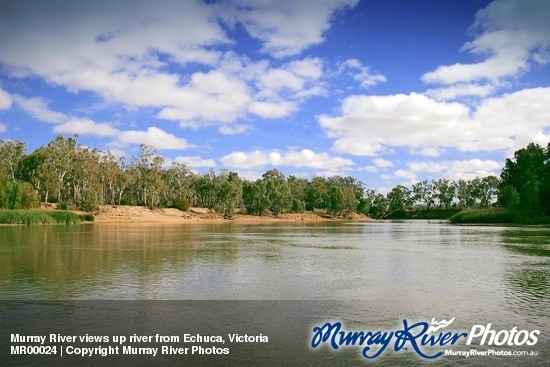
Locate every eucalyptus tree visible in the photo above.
<box><xmin>262</xmin><ymin>169</ymin><xmax>291</xmax><ymax>217</ymax></box>
<box><xmin>412</xmin><ymin>180</ymin><xmax>435</xmax><ymax>208</ymax></box>
<box><xmin>305</xmin><ymin>176</ymin><xmax>329</xmax><ymax>211</ymax></box>
<box><xmin>433</xmin><ymin>179</ymin><xmax>455</xmax><ymax>209</ymax></box>
<box><xmin>217</xmin><ymin>170</ymin><xmax>242</xmax><ymax>217</ymax></box>
<box><xmin>387</xmin><ymin>185</ymin><xmax>413</xmax><ymax>212</ymax></box>
<box><xmin>288</xmin><ymin>175</ymin><xmax>308</xmax><ymax>212</ymax></box>
<box><xmin>131</xmin><ymin>144</ymin><xmax>165</xmax><ymax>207</ymax></box>
<box><xmin>499</xmin><ymin>142</ymin><xmax>547</xmax><ymax>211</ymax></box>
<box><xmin>0</xmin><ymin>139</ymin><xmax>26</xmax><ymax>183</ymax></box>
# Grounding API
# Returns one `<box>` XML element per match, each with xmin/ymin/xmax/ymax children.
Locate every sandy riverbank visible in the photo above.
<box><xmin>92</xmin><ymin>205</ymin><xmax>371</xmax><ymax>224</ymax></box>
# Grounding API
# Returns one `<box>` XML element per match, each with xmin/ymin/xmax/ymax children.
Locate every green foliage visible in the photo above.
<box><xmin>499</xmin><ymin>142</ymin><xmax>548</xmax><ymax>213</ymax></box>
<box><xmin>79</xmin><ymin>188</ymin><xmax>99</xmax><ymax>212</ymax></box>
<box><xmin>0</xmin><ymin>179</ymin><xmax>39</xmax><ymax>209</ymax></box>
<box><xmin>262</xmin><ymin>169</ymin><xmax>292</xmax><ymax>217</ymax></box>
<box><xmin>449</xmin><ymin>208</ymin><xmax>550</xmax><ymax>224</ymax></box>
<box><xmin>0</xmin><ymin>210</ymin><xmax>81</xmax><ymax>225</ymax></box>
<box><xmin>387</xmin><ymin>185</ymin><xmax>412</xmax><ymax>212</ymax></box>
<box><xmin>57</xmin><ymin>201</ymin><xmax>72</xmax><ymax>210</ymax></box>
<box><xmin>291</xmin><ymin>198</ymin><xmax>305</xmax><ymax>213</ymax></box>
<box><xmin>170</xmin><ymin>199</ymin><xmax>191</xmax><ymax>211</ymax></box>
<box><xmin>20</xmin><ymin>182</ymin><xmax>39</xmax><ymax>209</ymax></box>
<box><xmin>243</xmin><ymin>179</ymin><xmax>269</xmax><ymax>215</ymax></box>
<box><xmin>79</xmin><ymin>213</ymin><xmax>95</xmax><ymax>221</ymax></box>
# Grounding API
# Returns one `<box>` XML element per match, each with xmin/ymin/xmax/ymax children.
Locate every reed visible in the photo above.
<box><xmin>0</xmin><ymin>210</ymin><xmax>81</xmax><ymax>225</ymax></box>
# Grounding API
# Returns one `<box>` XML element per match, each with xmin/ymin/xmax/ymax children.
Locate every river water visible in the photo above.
<box><xmin>1</xmin><ymin>220</ymin><xmax>548</xmax><ymax>366</ymax></box>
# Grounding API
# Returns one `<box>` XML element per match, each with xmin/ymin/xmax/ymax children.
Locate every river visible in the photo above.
<box><xmin>1</xmin><ymin>220</ymin><xmax>548</xmax><ymax>366</ymax></box>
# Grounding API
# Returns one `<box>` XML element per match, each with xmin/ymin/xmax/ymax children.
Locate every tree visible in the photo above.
<box><xmin>305</xmin><ymin>176</ymin><xmax>328</xmax><ymax>211</ymax></box>
<box><xmin>387</xmin><ymin>185</ymin><xmax>412</xmax><ymax>212</ymax></box>
<box><xmin>500</xmin><ymin>142</ymin><xmax>547</xmax><ymax>211</ymax></box>
<box><xmin>131</xmin><ymin>144</ymin><xmax>164</xmax><ymax>207</ymax></box>
<box><xmin>217</xmin><ymin>170</ymin><xmax>242</xmax><ymax>217</ymax></box>
<box><xmin>326</xmin><ymin>176</ymin><xmax>357</xmax><ymax>217</ymax></box>
<box><xmin>412</xmin><ymin>180</ymin><xmax>435</xmax><ymax>208</ymax></box>
<box><xmin>288</xmin><ymin>176</ymin><xmax>308</xmax><ymax>213</ymax></box>
<box><xmin>433</xmin><ymin>179</ymin><xmax>455</xmax><ymax>209</ymax></box>
<box><xmin>477</xmin><ymin>176</ymin><xmax>499</xmax><ymax>207</ymax></box>
<box><xmin>262</xmin><ymin>169</ymin><xmax>291</xmax><ymax>217</ymax></box>
<box><xmin>44</xmin><ymin>135</ymin><xmax>78</xmax><ymax>203</ymax></box>
<box><xmin>0</xmin><ymin>139</ymin><xmax>26</xmax><ymax>182</ymax></box>
<box><xmin>242</xmin><ymin>179</ymin><xmax>269</xmax><ymax>216</ymax></box>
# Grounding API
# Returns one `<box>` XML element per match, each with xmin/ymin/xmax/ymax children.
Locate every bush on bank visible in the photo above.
<box><xmin>0</xmin><ymin>210</ymin><xmax>82</xmax><ymax>225</ymax></box>
<box><xmin>449</xmin><ymin>208</ymin><xmax>550</xmax><ymax>224</ymax></box>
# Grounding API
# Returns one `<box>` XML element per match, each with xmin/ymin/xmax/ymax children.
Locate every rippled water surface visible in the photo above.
<box><xmin>1</xmin><ymin>221</ymin><xmax>548</xmax><ymax>365</ymax></box>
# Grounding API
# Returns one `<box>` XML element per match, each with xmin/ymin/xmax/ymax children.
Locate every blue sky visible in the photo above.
<box><xmin>0</xmin><ymin>0</ymin><xmax>549</xmax><ymax>191</ymax></box>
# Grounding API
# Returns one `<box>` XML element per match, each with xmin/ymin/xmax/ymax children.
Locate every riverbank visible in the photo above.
<box><xmin>449</xmin><ymin>208</ymin><xmax>550</xmax><ymax>224</ymax></box>
<box><xmin>93</xmin><ymin>205</ymin><xmax>370</xmax><ymax>224</ymax></box>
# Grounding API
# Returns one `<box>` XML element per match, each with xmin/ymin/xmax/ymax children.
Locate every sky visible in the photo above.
<box><xmin>0</xmin><ymin>0</ymin><xmax>549</xmax><ymax>191</ymax></box>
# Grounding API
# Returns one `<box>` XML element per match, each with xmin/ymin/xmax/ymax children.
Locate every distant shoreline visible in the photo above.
<box><xmin>92</xmin><ymin>205</ymin><xmax>371</xmax><ymax>224</ymax></box>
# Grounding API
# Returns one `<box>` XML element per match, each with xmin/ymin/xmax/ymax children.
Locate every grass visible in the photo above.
<box><xmin>449</xmin><ymin>208</ymin><xmax>550</xmax><ymax>225</ymax></box>
<box><xmin>0</xmin><ymin>210</ymin><xmax>82</xmax><ymax>225</ymax></box>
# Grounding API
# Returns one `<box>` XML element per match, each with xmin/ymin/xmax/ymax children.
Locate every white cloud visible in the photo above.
<box><xmin>13</xmin><ymin>95</ymin><xmax>67</xmax><ymax>123</ymax></box>
<box><xmin>248</xmin><ymin>101</ymin><xmax>298</xmax><ymax>119</ymax></box>
<box><xmin>0</xmin><ymin>2</ymin><xmax>336</xmax><ymax>134</ymax></box>
<box><xmin>422</xmin><ymin>0</ymin><xmax>550</xmax><ymax>88</ymax></box>
<box><xmin>425</xmin><ymin>83</ymin><xmax>496</xmax><ymax>100</ymax></box>
<box><xmin>373</xmin><ymin>158</ymin><xmax>393</xmax><ymax>168</ymax></box>
<box><xmin>0</xmin><ymin>88</ymin><xmax>12</xmax><ymax>109</ymax></box>
<box><xmin>409</xmin><ymin>147</ymin><xmax>443</xmax><ymax>157</ymax></box>
<box><xmin>444</xmin><ymin>159</ymin><xmax>501</xmax><ymax>181</ymax></box>
<box><xmin>466</xmin><ymin>87</ymin><xmax>550</xmax><ymax>153</ymax></box>
<box><xmin>382</xmin><ymin>159</ymin><xmax>501</xmax><ymax>183</ymax></box>
<box><xmin>0</xmin><ymin>122</ymin><xmax>7</xmax><ymax>132</ymax></box>
<box><xmin>222</xmin><ymin>0</ymin><xmax>359</xmax><ymax>58</ymax></box>
<box><xmin>53</xmin><ymin>118</ymin><xmax>119</xmax><ymax>137</ymax></box>
<box><xmin>318</xmin><ymin>88</ymin><xmax>550</xmax><ymax>156</ymax></box>
<box><xmin>171</xmin><ymin>156</ymin><xmax>216</xmax><ymax>168</ymax></box>
<box><xmin>408</xmin><ymin>162</ymin><xmax>447</xmax><ymax>174</ymax></box>
<box><xmin>12</xmin><ymin>94</ymin><xmax>195</xmax><ymax>150</ymax></box>
<box><xmin>220</xmin><ymin>148</ymin><xmax>355</xmax><ymax>170</ymax></box>
<box><xmin>339</xmin><ymin>59</ymin><xmax>387</xmax><ymax>88</ymax></box>
<box><xmin>318</xmin><ymin>93</ymin><xmax>470</xmax><ymax>156</ymax></box>
<box><xmin>117</xmin><ymin>127</ymin><xmax>193</xmax><ymax>150</ymax></box>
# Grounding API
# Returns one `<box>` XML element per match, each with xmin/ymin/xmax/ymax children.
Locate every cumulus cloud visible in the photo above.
<box><xmin>220</xmin><ymin>149</ymin><xmax>355</xmax><ymax>170</ymax></box>
<box><xmin>318</xmin><ymin>93</ymin><xmax>470</xmax><ymax>156</ymax></box>
<box><xmin>13</xmin><ymin>95</ymin><xmax>67</xmax><ymax>123</ymax></box>
<box><xmin>338</xmin><ymin>59</ymin><xmax>387</xmax><ymax>89</ymax></box>
<box><xmin>117</xmin><ymin>127</ymin><xmax>193</xmax><ymax>150</ymax></box>
<box><xmin>53</xmin><ymin>118</ymin><xmax>119</xmax><ymax>137</ymax></box>
<box><xmin>383</xmin><ymin>159</ymin><xmax>501</xmax><ymax>183</ymax></box>
<box><xmin>170</xmin><ymin>156</ymin><xmax>216</xmax><ymax>168</ymax></box>
<box><xmin>373</xmin><ymin>158</ymin><xmax>393</xmax><ymax>168</ymax></box>
<box><xmin>422</xmin><ymin>0</ymin><xmax>550</xmax><ymax>97</ymax></box>
<box><xmin>318</xmin><ymin>88</ymin><xmax>550</xmax><ymax>157</ymax></box>
<box><xmin>12</xmin><ymin>94</ymin><xmax>194</xmax><ymax>150</ymax></box>
<box><xmin>0</xmin><ymin>122</ymin><xmax>7</xmax><ymax>132</ymax></box>
<box><xmin>0</xmin><ymin>1</ymin><xmax>344</xmax><ymax>134</ymax></box>
<box><xmin>425</xmin><ymin>83</ymin><xmax>496</xmax><ymax>100</ymax></box>
<box><xmin>0</xmin><ymin>88</ymin><xmax>12</xmax><ymax>109</ymax></box>
<box><xmin>222</xmin><ymin>0</ymin><xmax>359</xmax><ymax>58</ymax></box>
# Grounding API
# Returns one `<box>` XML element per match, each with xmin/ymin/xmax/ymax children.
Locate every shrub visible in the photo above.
<box><xmin>0</xmin><ymin>210</ymin><xmax>81</xmax><ymax>225</ymax></box>
<box><xmin>172</xmin><ymin>199</ymin><xmax>192</xmax><ymax>211</ymax></box>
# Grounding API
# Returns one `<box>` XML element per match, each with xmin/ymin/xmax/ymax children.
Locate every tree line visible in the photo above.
<box><xmin>0</xmin><ymin>136</ymin><xmax>548</xmax><ymax>217</ymax></box>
